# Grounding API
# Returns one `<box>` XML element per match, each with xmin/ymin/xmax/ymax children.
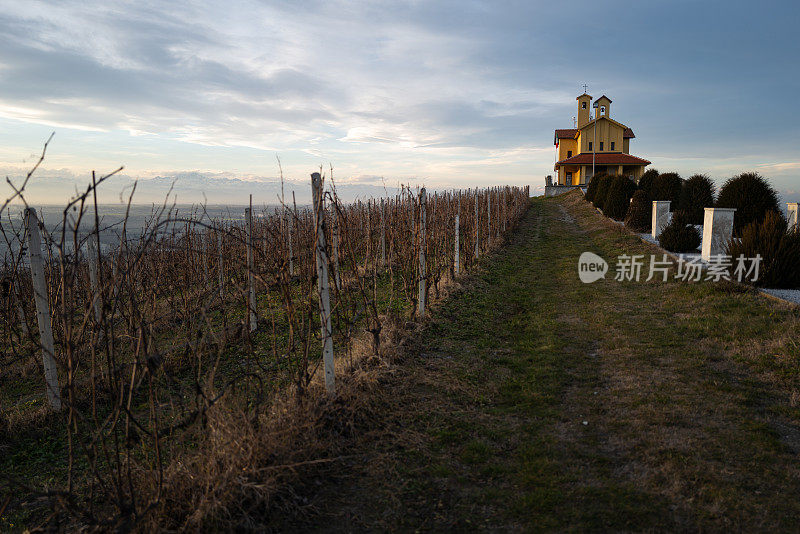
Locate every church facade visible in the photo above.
<box><xmin>553</xmin><ymin>93</ymin><xmax>650</xmax><ymax>185</ymax></box>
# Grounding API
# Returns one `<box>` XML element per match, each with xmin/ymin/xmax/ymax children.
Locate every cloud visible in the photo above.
<box><xmin>0</xmin><ymin>0</ymin><xmax>798</xmax><ymax>198</ymax></box>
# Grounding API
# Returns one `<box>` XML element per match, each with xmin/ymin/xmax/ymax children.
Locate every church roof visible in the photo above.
<box><xmin>555</xmin><ymin>128</ymin><xmax>578</xmax><ymax>139</ymax></box>
<box><xmin>623</xmin><ymin>128</ymin><xmax>635</xmax><ymax>138</ymax></box>
<box><xmin>595</xmin><ymin>95</ymin><xmax>612</xmax><ymax>103</ymax></box>
<box><xmin>580</xmin><ymin>115</ymin><xmax>628</xmax><ymax>131</ymax></box>
<box><xmin>554</xmin><ymin>153</ymin><xmax>651</xmax><ymax>167</ymax></box>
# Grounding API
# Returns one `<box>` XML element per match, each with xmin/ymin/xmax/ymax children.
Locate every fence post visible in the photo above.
<box><xmin>201</xmin><ymin>230</ymin><xmax>208</xmax><ymax>281</ymax></box>
<box><xmin>454</xmin><ymin>193</ymin><xmax>461</xmax><ymax>275</ymax></box>
<box><xmin>25</xmin><ymin>208</ymin><xmax>61</xmax><ymax>411</ymax></box>
<box><xmin>418</xmin><ymin>187</ymin><xmax>427</xmax><ymax>318</ymax></box>
<box><xmin>474</xmin><ymin>190</ymin><xmax>480</xmax><ymax>258</ymax></box>
<box><xmin>331</xmin><ymin>204</ymin><xmax>341</xmax><ymax>290</ymax></box>
<box><xmin>288</xmin><ymin>203</ymin><xmax>295</xmax><ymax>277</ymax></box>
<box><xmin>311</xmin><ymin>172</ymin><xmax>335</xmax><ymax>393</ymax></box>
<box><xmin>15</xmin><ymin>234</ymin><xmax>30</xmax><ymax>337</ymax></box>
<box><xmin>290</xmin><ymin>191</ymin><xmax>297</xmax><ymax>277</ymax></box>
<box><xmin>217</xmin><ymin>224</ymin><xmax>224</xmax><ymax>299</ymax></box>
<box><xmin>487</xmin><ymin>188</ymin><xmax>492</xmax><ymax>246</ymax></box>
<box><xmin>380</xmin><ymin>198</ymin><xmax>386</xmax><ymax>268</ymax></box>
<box><xmin>246</xmin><ymin>201</ymin><xmax>257</xmax><ymax>332</ymax></box>
<box><xmin>87</xmin><ymin>231</ymin><xmax>102</xmax><ymax>324</ymax></box>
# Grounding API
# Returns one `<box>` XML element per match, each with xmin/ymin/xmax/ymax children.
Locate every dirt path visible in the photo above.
<box><xmin>276</xmin><ymin>192</ymin><xmax>800</xmax><ymax>532</ymax></box>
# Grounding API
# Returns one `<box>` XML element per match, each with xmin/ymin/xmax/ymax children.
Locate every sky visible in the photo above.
<box><xmin>0</xmin><ymin>0</ymin><xmax>798</xmax><ymax>205</ymax></box>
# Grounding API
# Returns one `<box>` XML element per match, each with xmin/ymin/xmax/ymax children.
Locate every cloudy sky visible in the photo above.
<box><xmin>0</xmin><ymin>0</ymin><xmax>798</xmax><ymax>204</ymax></box>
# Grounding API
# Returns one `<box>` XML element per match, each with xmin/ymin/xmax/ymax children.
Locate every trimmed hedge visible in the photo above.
<box><xmin>604</xmin><ymin>175</ymin><xmax>638</xmax><ymax>220</ymax></box>
<box><xmin>657</xmin><ymin>210</ymin><xmax>701</xmax><ymax>253</ymax></box>
<box><xmin>584</xmin><ymin>172</ymin><xmax>606</xmax><ymax>203</ymax></box>
<box><xmin>592</xmin><ymin>174</ymin><xmax>616</xmax><ymax>211</ymax></box>
<box><xmin>716</xmin><ymin>172</ymin><xmax>781</xmax><ymax>236</ymax></box>
<box><xmin>679</xmin><ymin>174</ymin><xmax>715</xmax><ymax>224</ymax></box>
<box><xmin>727</xmin><ymin>211</ymin><xmax>800</xmax><ymax>289</ymax></box>
<box><xmin>637</xmin><ymin>168</ymin><xmax>658</xmax><ymax>199</ymax></box>
<box><xmin>650</xmin><ymin>172</ymin><xmax>683</xmax><ymax>204</ymax></box>
<box><xmin>624</xmin><ymin>190</ymin><xmax>651</xmax><ymax>232</ymax></box>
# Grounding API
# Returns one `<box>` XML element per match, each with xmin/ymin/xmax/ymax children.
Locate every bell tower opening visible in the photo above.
<box><xmin>576</xmin><ymin>92</ymin><xmax>592</xmax><ymax>128</ymax></box>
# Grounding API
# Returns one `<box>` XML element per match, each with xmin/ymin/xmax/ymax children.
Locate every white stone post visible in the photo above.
<box><xmin>651</xmin><ymin>201</ymin><xmax>671</xmax><ymax>239</ymax></box>
<box><xmin>701</xmin><ymin>208</ymin><xmax>736</xmax><ymax>261</ymax></box>
<box><xmin>311</xmin><ymin>172</ymin><xmax>335</xmax><ymax>393</ymax></box>
<box><xmin>788</xmin><ymin>203</ymin><xmax>798</xmax><ymax>232</ymax></box>
<box><xmin>25</xmin><ymin>208</ymin><xmax>61</xmax><ymax>411</ymax></box>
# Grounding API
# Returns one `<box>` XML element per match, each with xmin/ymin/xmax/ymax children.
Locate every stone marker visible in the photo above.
<box><xmin>651</xmin><ymin>201</ymin><xmax>671</xmax><ymax>239</ymax></box>
<box><xmin>701</xmin><ymin>207</ymin><xmax>736</xmax><ymax>261</ymax></box>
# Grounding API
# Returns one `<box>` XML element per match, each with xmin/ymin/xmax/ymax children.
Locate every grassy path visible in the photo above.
<box><xmin>281</xmin><ymin>191</ymin><xmax>800</xmax><ymax>531</ymax></box>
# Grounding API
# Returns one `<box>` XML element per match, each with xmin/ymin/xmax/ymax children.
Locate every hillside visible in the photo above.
<box><xmin>276</xmin><ymin>190</ymin><xmax>800</xmax><ymax>531</ymax></box>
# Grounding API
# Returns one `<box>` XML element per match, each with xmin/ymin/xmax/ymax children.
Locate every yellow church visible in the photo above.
<box><xmin>553</xmin><ymin>92</ymin><xmax>650</xmax><ymax>185</ymax></box>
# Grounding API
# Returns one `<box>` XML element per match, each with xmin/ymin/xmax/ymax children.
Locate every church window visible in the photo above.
<box><xmin>600</xmin><ymin>142</ymin><xmax>604</xmax><ymax>151</ymax></box>
<box><xmin>588</xmin><ymin>142</ymin><xmax>592</xmax><ymax>151</ymax></box>
<box><xmin>611</xmin><ymin>141</ymin><xmax>615</xmax><ymax>151</ymax></box>
<box><xmin>582</xmin><ymin>102</ymin><xmax>587</xmax><ymax>109</ymax></box>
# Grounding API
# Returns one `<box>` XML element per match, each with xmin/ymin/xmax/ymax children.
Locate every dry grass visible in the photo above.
<box><xmin>266</xmin><ymin>191</ymin><xmax>800</xmax><ymax>531</ymax></box>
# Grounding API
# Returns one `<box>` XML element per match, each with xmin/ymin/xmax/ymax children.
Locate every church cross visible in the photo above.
<box><xmin>582</xmin><ymin>84</ymin><xmax>588</xmax><ymax>93</ymax></box>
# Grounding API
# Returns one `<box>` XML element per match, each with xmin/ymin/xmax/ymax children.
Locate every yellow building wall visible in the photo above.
<box><xmin>623</xmin><ymin>138</ymin><xmax>630</xmax><ymax>153</ymax></box>
<box><xmin>557</xmin><ymin>165</ymin><xmax>582</xmax><ymax>185</ymax></box>
<box><xmin>557</xmin><ymin>138</ymin><xmax>577</xmax><ymax>161</ymax></box>
<box><xmin>578</xmin><ymin>119</ymin><xmax>624</xmax><ymax>154</ymax></box>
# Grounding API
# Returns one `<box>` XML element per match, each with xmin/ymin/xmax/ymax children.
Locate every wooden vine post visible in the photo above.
<box><xmin>311</xmin><ymin>172</ymin><xmax>335</xmax><ymax>393</ymax></box>
<box><xmin>87</xmin><ymin>231</ymin><xmax>102</xmax><ymax>324</ymax></box>
<box><xmin>474</xmin><ymin>189</ymin><xmax>480</xmax><ymax>258</ymax></box>
<box><xmin>331</xmin><ymin>201</ymin><xmax>341</xmax><ymax>291</ymax></box>
<box><xmin>454</xmin><ymin>193</ymin><xmax>460</xmax><ymax>275</ymax></box>
<box><xmin>246</xmin><ymin>197</ymin><xmax>257</xmax><ymax>332</ymax></box>
<box><xmin>380</xmin><ymin>198</ymin><xmax>386</xmax><ymax>268</ymax></box>
<box><xmin>418</xmin><ymin>187</ymin><xmax>427</xmax><ymax>317</ymax></box>
<box><xmin>217</xmin><ymin>225</ymin><xmax>224</xmax><ymax>299</ymax></box>
<box><xmin>24</xmin><ymin>208</ymin><xmax>61</xmax><ymax>411</ymax></box>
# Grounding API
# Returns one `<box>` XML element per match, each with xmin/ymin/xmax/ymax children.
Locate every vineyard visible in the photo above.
<box><xmin>0</xmin><ymin>152</ymin><xmax>530</xmax><ymax>530</ymax></box>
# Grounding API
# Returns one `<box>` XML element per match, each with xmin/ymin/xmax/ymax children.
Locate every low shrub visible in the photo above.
<box><xmin>592</xmin><ymin>174</ymin><xmax>616</xmax><ymax>211</ymax></box>
<box><xmin>584</xmin><ymin>172</ymin><xmax>606</xmax><ymax>203</ymax></box>
<box><xmin>727</xmin><ymin>211</ymin><xmax>800</xmax><ymax>288</ymax></box>
<box><xmin>603</xmin><ymin>175</ymin><xmax>638</xmax><ymax>220</ymax></box>
<box><xmin>716</xmin><ymin>172</ymin><xmax>781</xmax><ymax>236</ymax></box>
<box><xmin>650</xmin><ymin>172</ymin><xmax>683</xmax><ymax>204</ymax></box>
<box><xmin>657</xmin><ymin>210</ymin><xmax>701</xmax><ymax>253</ymax></box>
<box><xmin>637</xmin><ymin>168</ymin><xmax>658</xmax><ymax>199</ymax></box>
<box><xmin>624</xmin><ymin>190</ymin><xmax>651</xmax><ymax>232</ymax></box>
<box><xmin>679</xmin><ymin>174</ymin><xmax>715</xmax><ymax>224</ymax></box>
